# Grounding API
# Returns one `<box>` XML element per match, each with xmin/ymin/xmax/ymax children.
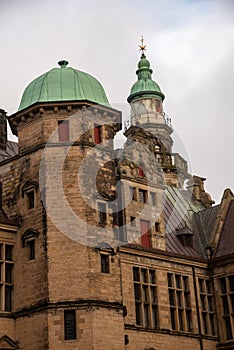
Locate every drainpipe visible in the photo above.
<box><xmin>192</xmin><ymin>266</ymin><xmax>204</xmax><ymax>350</ymax></box>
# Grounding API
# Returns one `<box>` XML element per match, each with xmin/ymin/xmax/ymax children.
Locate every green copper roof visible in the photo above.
<box><xmin>127</xmin><ymin>53</ymin><xmax>165</xmax><ymax>103</ymax></box>
<box><xmin>18</xmin><ymin>60</ymin><xmax>110</xmax><ymax>111</ymax></box>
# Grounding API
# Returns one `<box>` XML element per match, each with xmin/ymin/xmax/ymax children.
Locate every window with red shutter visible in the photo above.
<box><xmin>58</xmin><ymin>120</ymin><xmax>69</xmax><ymax>142</ymax></box>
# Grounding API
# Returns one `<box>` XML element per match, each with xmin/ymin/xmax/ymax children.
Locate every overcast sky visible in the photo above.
<box><xmin>1</xmin><ymin>0</ymin><xmax>234</xmax><ymax>203</ymax></box>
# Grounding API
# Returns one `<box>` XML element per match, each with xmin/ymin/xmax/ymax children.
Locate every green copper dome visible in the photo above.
<box><xmin>18</xmin><ymin>60</ymin><xmax>110</xmax><ymax>111</ymax></box>
<box><xmin>127</xmin><ymin>53</ymin><xmax>165</xmax><ymax>103</ymax></box>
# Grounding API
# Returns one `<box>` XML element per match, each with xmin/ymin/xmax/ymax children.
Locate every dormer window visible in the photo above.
<box><xmin>21</xmin><ymin>181</ymin><xmax>38</xmax><ymax>210</ymax></box>
<box><xmin>176</xmin><ymin>226</ymin><xmax>193</xmax><ymax>248</ymax></box>
<box><xmin>21</xmin><ymin>229</ymin><xmax>39</xmax><ymax>260</ymax></box>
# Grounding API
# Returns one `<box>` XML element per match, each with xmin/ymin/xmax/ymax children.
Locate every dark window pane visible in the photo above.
<box><xmin>144</xmin><ymin>304</ymin><xmax>150</xmax><ymax>327</ymax></box>
<box><xmin>170</xmin><ymin>307</ymin><xmax>176</xmax><ymax>330</ymax></box>
<box><xmin>139</xmin><ymin>189</ymin><xmax>147</xmax><ymax>203</ymax></box>
<box><xmin>177</xmin><ymin>291</ymin><xmax>182</xmax><ymax>307</ymax></box>
<box><xmin>220</xmin><ymin>278</ymin><xmax>227</xmax><ymax>294</ymax></box>
<box><xmin>134</xmin><ymin>284</ymin><xmax>141</xmax><ymax>300</ymax></box>
<box><xmin>5</xmin><ymin>246</ymin><xmax>13</xmax><ymax>261</ymax></box>
<box><xmin>183</xmin><ymin>276</ymin><xmax>189</xmax><ymax>291</ymax></box>
<box><xmin>186</xmin><ymin>310</ymin><xmax>192</xmax><ymax>332</ymax></box>
<box><xmin>142</xmin><ymin>285</ymin><xmax>148</xmax><ymax>302</ymax></box>
<box><xmin>150</xmin><ymin>287</ymin><xmax>157</xmax><ymax>304</ymax></box>
<box><xmin>184</xmin><ymin>292</ymin><xmax>191</xmax><ymax>308</ymax></box>
<box><xmin>5</xmin><ymin>286</ymin><xmax>12</xmax><ymax>312</ymax></box>
<box><xmin>222</xmin><ymin>296</ymin><xmax>229</xmax><ymax>315</ymax></box>
<box><xmin>167</xmin><ymin>273</ymin><xmax>173</xmax><ymax>288</ymax></box>
<box><xmin>209</xmin><ymin>313</ymin><xmax>215</xmax><ymax>335</ymax></box>
<box><xmin>200</xmin><ymin>295</ymin><xmax>206</xmax><ymax>310</ymax></box>
<box><xmin>152</xmin><ymin>305</ymin><xmax>158</xmax><ymax>328</ymax></box>
<box><xmin>224</xmin><ymin>316</ymin><xmax>233</xmax><ymax>340</ymax></box>
<box><xmin>206</xmin><ymin>280</ymin><xmax>211</xmax><ymax>294</ymax></box>
<box><xmin>178</xmin><ymin>309</ymin><xmax>184</xmax><ymax>330</ymax></box>
<box><xmin>98</xmin><ymin>202</ymin><xmax>106</xmax><ymax>225</ymax></box>
<box><xmin>133</xmin><ymin>267</ymin><xmax>140</xmax><ymax>281</ymax></box>
<box><xmin>5</xmin><ymin>263</ymin><xmax>13</xmax><ymax>283</ymax></box>
<box><xmin>149</xmin><ymin>270</ymin><xmax>156</xmax><ymax>284</ymax></box>
<box><xmin>64</xmin><ymin>310</ymin><xmax>76</xmax><ymax>340</ymax></box>
<box><xmin>135</xmin><ymin>302</ymin><xmax>141</xmax><ymax>325</ymax></box>
<box><xmin>169</xmin><ymin>289</ymin><xmax>175</xmax><ymax>306</ymax></box>
<box><xmin>27</xmin><ymin>191</ymin><xmax>34</xmax><ymax>209</ymax></box>
<box><xmin>199</xmin><ymin>279</ymin><xmax>204</xmax><ymax>293</ymax></box>
<box><xmin>175</xmin><ymin>274</ymin><xmax>181</xmax><ymax>289</ymax></box>
<box><xmin>229</xmin><ymin>276</ymin><xmax>234</xmax><ymax>292</ymax></box>
<box><xmin>141</xmin><ymin>269</ymin><xmax>148</xmax><ymax>283</ymax></box>
<box><xmin>202</xmin><ymin>312</ymin><xmax>208</xmax><ymax>334</ymax></box>
<box><xmin>100</xmin><ymin>254</ymin><xmax>109</xmax><ymax>274</ymax></box>
<box><xmin>207</xmin><ymin>296</ymin><xmax>213</xmax><ymax>311</ymax></box>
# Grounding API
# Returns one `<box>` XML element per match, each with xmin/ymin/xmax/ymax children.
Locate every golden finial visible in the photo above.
<box><xmin>139</xmin><ymin>35</ymin><xmax>146</xmax><ymax>54</ymax></box>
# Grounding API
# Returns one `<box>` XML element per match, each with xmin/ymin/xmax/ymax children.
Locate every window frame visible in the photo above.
<box><xmin>64</xmin><ymin>310</ymin><xmax>77</xmax><ymax>340</ymax></box>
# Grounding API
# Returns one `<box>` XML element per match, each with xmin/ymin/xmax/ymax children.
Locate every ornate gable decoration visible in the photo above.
<box><xmin>21</xmin><ymin>181</ymin><xmax>38</xmax><ymax>197</ymax></box>
<box><xmin>21</xmin><ymin>228</ymin><xmax>39</xmax><ymax>247</ymax></box>
<box><xmin>96</xmin><ymin>242</ymin><xmax>115</xmax><ymax>255</ymax></box>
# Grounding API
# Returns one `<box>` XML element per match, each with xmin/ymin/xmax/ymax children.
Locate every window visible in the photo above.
<box><xmin>167</xmin><ymin>273</ymin><xmax>192</xmax><ymax>332</ymax></box>
<box><xmin>0</xmin><ymin>244</ymin><xmax>14</xmax><ymax>312</ymax></box>
<box><xmin>58</xmin><ymin>120</ymin><xmax>69</xmax><ymax>142</ymax></box>
<box><xmin>130</xmin><ymin>187</ymin><xmax>137</xmax><ymax>201</ymax></box>
<box><xmin>155</xmin><ymin>222</ymin><xmax>160</xmax><ymax>233</ymax></box>
<box><xmin>97</xmin><ymin>202</ymin><xmax>107</xmax><ymax>226</ymax></box>
<box><xmin>130</xmin><ymin>216</ymin><xmax>136</xmax><ymax>227</ymax></box>
<box><xmin>94</xmin><ymin>125</ymin><xmax>102</xmax><ymax>144</ymax></box>
<box><xmin>150</xmin><ymin>192</ymin><xmax>156</xmax><ymax>206</ymax></box>
<box><xmin>100</xmin><ymin>254</ymin><xmax>110</xmax><ymax>274</ymax></box>
<box><xmin>27</xmin><ymin>191</ymin><xmax>34</xmax><ymax>209</ymax></box>
<box><xmin>198</xmin><ymin>278</ymin><xmax>216</xmax><ymax>336</ymax></box>
<box><xmin>139</xmin><ymin>189</ymin><xmax>147</xmax><ymax>203</ymax></box>
<box><xmin>138</xmin><ymin>167</ymin><xmax>145</xmax><ymax>177</ymax></box>
<box><xmin>140</xmin><ymin>220</ymin><xmax>151</xmax><ymax>248</ymax></box>
<box><xmin>133</xmin><ymin>267</ymin><xmax>159</xmax><ymax>328</ymax></box>
<box><xmin>64</xmin><ymin>310</ymin><xmax>76</xmax><ymax>340</ymax></box>
<box><xmin>219</xmin><ymin>276</ymin><xmax>234</xmax><ymax>340</ymax></box>
<box><xmin>27</xmin><ymin>240</ymin><xmax>35</xmax><ymax>260</ymax></box>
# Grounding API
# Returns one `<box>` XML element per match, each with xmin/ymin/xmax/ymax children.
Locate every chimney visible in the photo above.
<box><xmin>0</xmin><ymin>109</ymin><xmax>7</xmax><ymax>149</ymax></box>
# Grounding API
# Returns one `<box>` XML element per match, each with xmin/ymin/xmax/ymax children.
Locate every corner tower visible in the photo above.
<box><xmin>126</xmin><ymin>40</ymin><xmax>188</xmax><ymax>188</ymax></box>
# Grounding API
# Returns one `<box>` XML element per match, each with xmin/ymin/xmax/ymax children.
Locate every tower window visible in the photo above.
<box><xmin>138</xmin><ymin>167</ymin><xmax>145</xmax><ymax>177</ymax></box>
<box><xmin>150</xmin><ymin>192</ymin><xmax>156</xmax><ymax>206</ymax></box>
<box><xmin>100</xmin><ymin>254</ymin><xmax>110</xmax><ymax>274</ymax></box>
<box><xmin>155</xmin><ymin>222</ymin><xmax>160</xmax><ymax>233</ymax></box>
<box><xmin>140</xmin><ymin>220</ymin><xmax>151</xmax><ymax>247</ymax></box>
<box><xmin>94</xmin><ymin>125</ymin><xmax>102</xmax><ymax>144</ymax></box>
<box><xmin>64</xmin><ymin>310</ymin><xmax>76</xmax><ymax>340</ymax></box>
<box><xmin>27</xmin><ymin>191</ymin><xmax>34</xmax><ymax>209</ymax></box>
<box><xmin>130</xmin><ymin>216</ymin><xmax>136</xmax><ymax>227</ymax></box>
<box><xmin>58</xmin><ymin>120</ymin><xmax>69</xmax><ymax>142</ymax></box>
<box><xmin>97</xmin><ymin>202</ymin><xmax>107</xmax><ymax>226</ymax></box>
<box><xmin>27</xmin><ymin>240</ymin><xmax>35</xmax><ymax>260</ymax></box>
<box><xmin>139</xmin><ymin>189</ymin><xmax>147</xmax><ymax>203</ymax></box>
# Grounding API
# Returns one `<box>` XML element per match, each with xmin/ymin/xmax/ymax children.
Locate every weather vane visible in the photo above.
<box><xmin>139</xmin><ymin>35</ymin><xmax>146</xmax><ymax>54</ymax></box>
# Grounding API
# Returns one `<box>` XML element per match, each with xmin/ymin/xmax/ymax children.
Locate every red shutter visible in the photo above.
<box><xmin>94</xmin><ymin>126</ymin><xmax>101</xmax><ymax>144</ymax></box>
<box><xmin>58</xmin><ymin>120</ymin><xmax>69</xmax><ymax>141</ymax></box>
<box><xmin>140</xmin><ymin>220</ymin><xmax>150</xmax><ymax>247</ymax></box>
<box><xmin>138</xmin><ymin>167</ymin><xmax>144</xmax><ymax>177</ymax></box>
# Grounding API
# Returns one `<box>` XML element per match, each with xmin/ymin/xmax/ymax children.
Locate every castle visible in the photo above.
<box><xmin>0</xmin><ymin>44</ymin><xmax>233</xmax><ymax>350</ymax></box>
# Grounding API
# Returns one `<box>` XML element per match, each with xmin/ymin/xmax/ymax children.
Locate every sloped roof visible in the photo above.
<box><xmin>165</xmin><ymin>186</ymin><xmax>206</xmax><ymax>259</ymax></box>
<box><xmin>215</xmin><ymin>200</ymin><xmax>234</xmax><ymax>257</ymax></box>
<box><xmin>0</xmin><ymin>141</ymin><xmax>18</xmax><ymax>162</ymax></box>
<box><xmin>0</xmin><ymin>208</ymin><xmax>18</xmax><ymax>227</ymax></box>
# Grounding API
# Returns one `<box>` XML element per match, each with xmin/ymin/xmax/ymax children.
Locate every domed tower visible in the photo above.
<box><xmin>4</xmin><ymin>61</ymin><xmax>125</xmax><ymax>350</ymax></box>
<box><xmin>126</xmin><ymin>40</ymin><xmax>189</xmax><ymax>188</ymax></box>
